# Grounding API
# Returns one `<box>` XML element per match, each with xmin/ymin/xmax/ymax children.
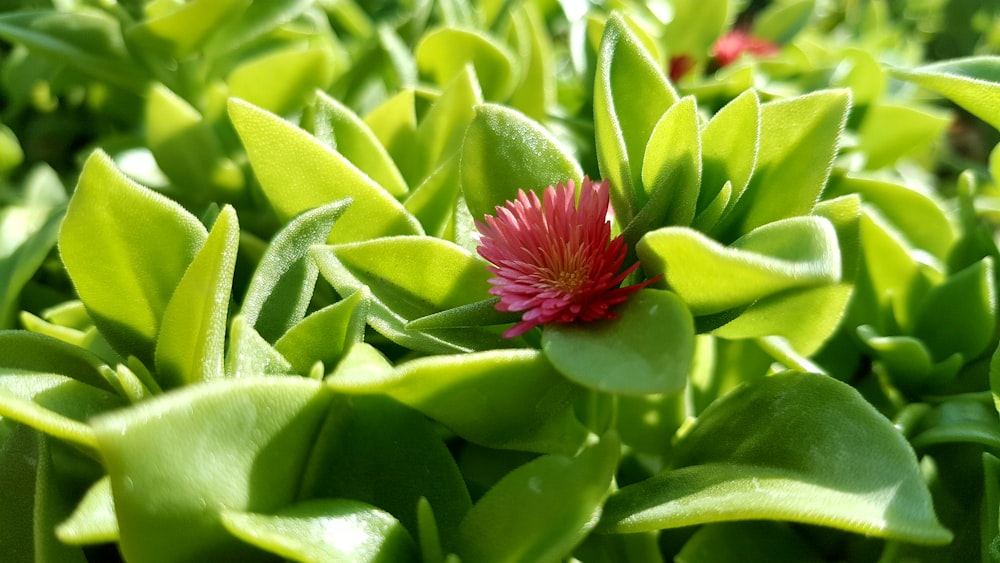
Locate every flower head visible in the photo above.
<box><xmin>476</xmin><ymin>177</ymin><xmax>653</xmax><ymax>338</ymax></box>
<box><xmin>711</xmin><ymin>30</ymin><xmax>779</xmax><ymax>67</ymax></box>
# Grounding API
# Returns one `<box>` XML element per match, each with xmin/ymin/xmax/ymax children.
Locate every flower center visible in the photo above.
<box><xmin>551</xmin><ymin>265</ymin><xmax>587</xmax><ymax>294</ymax></box>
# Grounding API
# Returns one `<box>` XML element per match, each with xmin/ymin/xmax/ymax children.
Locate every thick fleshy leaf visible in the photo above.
<box><xmin>722</xmin><ymin>89</ymin><xmax>850</xmax><ymax>238</ymax></box>
<box><xmin>859</xmin><ymin>208</ymin><xmax>939</xmax><ymax>332</ymax></box>
<box><xmin>56</xmin><ymin>476</ymin><xmax>118</xmax><ymax>545</ymax></box>
<box><xmin>712</xmin><ymin>196</ymin><xmax>860</xmax><ymax>354</ymax></box>
<box><xmin>912</xmin><ymin>257</ymin><xmax>996</xmax><ymax>362</ymax></box>
<box><xmin>305</xmin><ymin>91</ymin><xmax>408</xmax><ymax>197</ymax></box>
<box><xmin>828</xmin><ymin>175</ymin><xmax>954</xmax><ymax>261</ymax></box>
<box><xmin>298</xmin><ymin>394</ymin><xmax>471</xmax><ymax>553</ymax></box>
<box><xmin>91</xmin><ymin>377</ymin><xmax>333</xmax><ymax>563</ymax></box>
<box><xmin>662</xmin><ymin>0</ymin><xmax>729</xmax><ymax>57</ymax></box>
<box><xmin>365</xmin><ymin>89</ymin><xmax>422</xmax><ymax>186</ymax></box>
<box><xmin>203</xmin><ymin>0</ymin><xmax>312</xmax><ymax>55</ymax></box>
<box><xmin>228</xmin><ymin>47</ymin><xmax>338</xmax><ymax>116</ymax></box>
<box><xmin>145</xmin><ymin>84</ymin><xmax>243</xmax><ymax>197</ymax></box>
<box><xmin>857</xmin><ymin>325</ymin><xmax>962</xmax><ymax>395</ymax></box>
<box><xmin>0</xmin><ymin>10</ymin><xmax>147</xmax><ymax>93</ymax></box>
<box><xmin>225</xmin><ymin>316</ymin><xmax>294</xmax><ymax>378</ymax></box>
<box><xmin>460</xmin><ymin>103</ymin><xmax>582</xmax><ymax>221</ymax></box>
<box><xmin>59</xmin><ymin>151</ymin><xmax>208</xmax><ymax>365</ymax></box>
<box><xmin>0</xmin><ymin>205</ymin><xmax>63</xmax><ymax>330</ymax></box>
<box><xmin>241</xmin><ymin>199</ymin><xmax>351</xmax><ymax>342</ymax></box>
<box><xmin>855</xmin><ymin>103</ymin><xmax>950</xmax><ymax>170</ymax></box>
<box><xmin>228</xmin><ymin>98</ymin><xmax>421</xmax><ymax>242</ymax></box>
<box><xmin>594</xmin><ymin>12</ymin><xmax>678</xmax><ymax>223</ymax></box>
<box><xmin>456</xmin><ymin>433</ymin><xmax>619</xmax><ymax>562</ymax></box>
<box><xmin>676</xmin><ymin>521</ymin><xmax>825</xmax><ymax>563</ymax></box>
<box><xmin>221</xmin><ymin>499</ymin><xmax>419</xmax><ymax>563</ymax></box>
<box><xmin>417</xmin><ymin>68</ymin><xmax>482</xmax><ymax>180</ymax></box>
<box><xmin>751</xmin><ymin>0</ymin><xmax>814</xmax><ymax>43</ymax></box>
<box><xmin>154</xmin><ymin>206</ymin><xmax>238</xmax><ymax>389</ymax></box>
<box><xmin>637</xmin><ymin>95</ymin><xmax>701</xmax><ymax>228</ymax></box>
<box><xmin>312</xmin><ymin>237</ymin><xmax>506</xmax><ymax>353</ymax></box>
<box><xmin>416</xmin><ymin>26</ymin><xmax>518</xmax><ymax>101</ymax></box>
<box><xmin>637</xmin><ymin>216</ymin><xmax>841</xmax><ymax>315</ymax></box>
<box><xmin>542</xmin><ymin>290</ymin><xmax>694</xmax><ymax>395</ymax></box>
<box><xmin>0</xmin><ymin>331</ymin><xmax>110</xmax><ymax>392</ymax></box>
<box><xmin>890</xmin><ymin>57</ymin><xmax>1000</xmax><ymax>130</ymax></box>
<box><xmin>599</xmin><ymin>372</ymin><xmax>953</xmax><ymax>545</ymax></box>
<box><xmin>507</xmin><ymin>5</ymin><xmax>554</xmax><ymax>121</ymax></box>
<box><xmin>699</xmin><ymin>90</ymin><xmax>760</xmax><ymax>216</ymax></box>
<box><xmin>274</xmin><ymin>288</ymin><xmax>369</xmax><ymax>375</ymax></box>
<box><xmin>10</xmin><ymin>429</ymin><xmax>90</xmax><ymax>562</ymax></box>
<box><xmin>125</xmin><ymin>0</ymin><xmax>250</xmax><ymax>58</ymax></box>
<box><xmin>0</xmin><ymin>372</ymin><xmax>124</xmax><ymax>450</ymax></box>
<box><xmin>328</xmin><ymin>349</ymin><xmax>589</xmax><ymax>455</ymax></box>
<box><xmin>404</xmin><ymin>156</ymin><xmax>461</xmax><ymax>238</ymax></box>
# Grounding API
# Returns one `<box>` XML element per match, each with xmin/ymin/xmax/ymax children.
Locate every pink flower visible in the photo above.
<box><xmin>476</xmin><ymin>177</ymin><xmax>654</xmax><ymax>338</ymax></box>
<box><xmin>712</xmin><ymin>30</ymin><xmax>779</xmax><ymax>67</ymax></box>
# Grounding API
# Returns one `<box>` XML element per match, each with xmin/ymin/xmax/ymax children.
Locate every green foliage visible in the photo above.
<box><xmin>2</xmin><ymin>0</ymin><xmax>1000</xmax><ymax>561</ymax></box>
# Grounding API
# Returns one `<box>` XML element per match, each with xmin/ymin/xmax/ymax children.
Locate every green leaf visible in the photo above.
<box><xmin>145</xmin><ymin>83</ymin><xmax>243</xmax><ymax>197</ymax></box>
<box><xmin>59</xmin><ymin>151</ymin><xmax>208</xmax><ymax>364</ymax></box>
<box><xmin>241</xmin><ymin>199</ymin><xmax>351</xmax><ymax>342</ymax></box>
<box><xmin>676</xmin><ymin>521</ymin><xmax>825</xmax><ymax>563</ymax></box>
<box><xmin>56</xmin><ymin>476</ymin><xmax>118</xmax><ymax>545</ymax></box>
<box><xmin>0</xmin><ymin>331</ymin><xmax>110</xmax><ymax>393</ymax></box>
<box><xmin>0</xmin><ymin>205</ymin><xmax>63</xmax><ymax>330</ymax></box>
<box><xmin>890</xmin><ymin>57</ymin><xmax>1000</xmax><ymax>131</ymax></box>
<box><xmin>637</xmin><ymin>216</ymin><xmax>841</xmax><ymax>316</ymax></box>
<box><xmin>305</xmin><ymin>91</ymin><xmax>409</xmax><ymax>197</ymax></box>
<box><xmin>328</xmin><ymin>349</ymin><xmax>589</xmax><ymax>455</ymax></box>
<box><xmin>404</xmin><ymin>156</ymin><xmax>461</xmax><ymax>238</ymax></box>
<box><xmin>154</xmin><ymin>206</ymin><xmax>239</xmax><ymax>390</ymax></box>
<box><xmin>913</xmin><ymin>257</ymin><xmax>997</xmax><ymax>362</ymax></box>
<box><xmin>713</xmin><ymin>196</ymin><xmax>859</xmax><ymax>354</ymax></box>
<box><xmin>594</xmin><ymin>12</ymin><xmax>678</xmax><ymax>223</ymax></box>
<box><xmin>0</xmin><ymin>425</ymin><xmax>41</xmax><ymax>558</ymax></box>
<box><xmin>855</xmin><ymin>103</ymin><xmax>950</xmax><ymax>170</ymax></box>
<box><xmin>312</xmin><ymin>237</ymin><xmax>506</xmax><ymax>353</ymax></box>
<box><xmin>415</xmin><ymin>26</ymin><xmax>518</xmax><ymax>101</ymax></box>
<box><xmin>858</xmin><ymin>208</ymin><xmax>939</xmax><ymax>332</ymax></box>
<box><xmin>405</xmin><ymin>297</ymin><xmax>520</xmax><ymax>331</ymax></box>
<box><xmin>365</xmin><ymin>89</ymin><xmax>422</xmax><ymax>186</ymax></box>
<box><xmin>751</xmin><ymin>0</ymin><xmax>814</xmax><ymax>43</ymax></box>
<box><xmin>125</xmin><ymin>0</ymin><xmax>250</xmax><ymax>58</ymax></box>
<box><xmin>857</xmin><ymin>325</ymin><xmax>962</xmax><ymax>395</ymax></box>
<box><xmin>507</xmin><ymin>5</ymin><xmax>554</xmax><ymax>121</ymax></box>
<box><xmin>203</xmin><ymin>0</ymin><xmax>312</xmax><ymax>56</ymax></box>
<box><xmin>221</xmin><ymin>499</ymin><xmax>419</xmax><ymax>563</ymax></box>
<box><xmin>456</xmin><ymin>433</ymin><xmax>619</xmax><ymax>562</ymax></box>
<box><xmin>298</xmin><ymin>394</ymin><xmax>471</xmax><ymax>554</ymax></box>
<box><xmin>723</xmin><ymin>89</ymin><xmax>850</xmax><ymax>237</ymax></box>
<box><xmin>600</xmin><ymin>372</ymin><xmax>953</xmax><ymax>545</ymax></box>
<box><xmin>228</xmin><ymin>98</ymin><xmax>421</xmax><ymax>242</ymax></box>
<box><xmin>91</xmin><ymin>377</ymin><xmax>333</xmax><ymax>563</ymax></box>
<box><xmin>662</xmin><ymin>0</ymin><xmax>729</xmax><ymax>58</ymax></box>
<box><xmin>228</xmin><ymin>47</ymin><xmax>338</xmax><ymax>116</ymax></box>
<box><xmin>417</xmin><ymin>66</ymin><xmax>482</xmax><ymax>179</ymax></box>
<box><xmin>828</xmin><ymin>175</ymin><xmax>954</xmax><ymax>261</ymax></box>
<box><xmin>0</xmin><ymin>10</ymin><xmax>147</xmax><ymax>93</ymax></box>
<box><xmin>460</xmin><ymin>102</ymin><xmax>582</xmax><ymax>221</ymax></box>
<box><xmin>637</xmin><ymin>95</ymin><xmax>701</xmax><ymax>228</ymax></box>
<box><xmin>542</xmin><ymin>290</ymin><xmax>695</xmax><ymax>395</ymax></box>
<box><xmin>0</xmin><ymin>373</ymin><xmax>124</xmax><ymax>450</ymax></box>
<box><xmin>699</xmin><ymin>90</ymin><xmax>760</xmax><ymax>217</ymax></box>
<box><xmin>225</xmin><ymin>316</ymin><xmax>294</xmax><ymax>378</ymax></box>
<box><xmin>274</xmin><ymin>288</ymin><xmax>369</xmax><ymax>375</ymax></box>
